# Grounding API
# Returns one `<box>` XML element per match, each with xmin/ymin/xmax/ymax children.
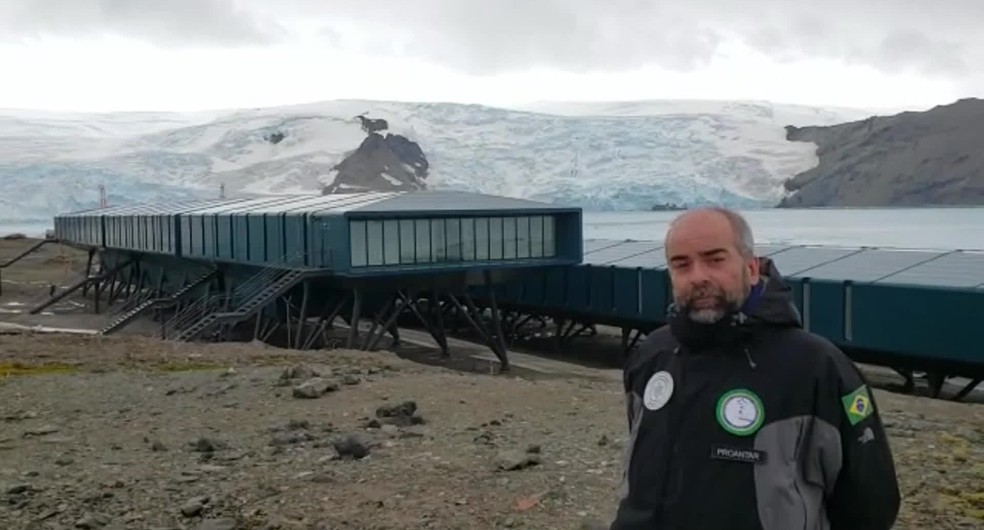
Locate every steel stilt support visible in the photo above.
<box><xmin>295</xmin><ymin>280</ymin><xmax>310</xmax><ymax>347</ymax></box>
<box><xmin>346</xmin><ymin>288</ymin><xmax>362</xmax><ymax>349</ymax></box>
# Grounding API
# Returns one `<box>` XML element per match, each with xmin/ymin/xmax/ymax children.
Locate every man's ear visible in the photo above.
<box><xmin>748</xmin><ymin>256</ymin><xmax>762</xmax><ymax>284</ymax></box>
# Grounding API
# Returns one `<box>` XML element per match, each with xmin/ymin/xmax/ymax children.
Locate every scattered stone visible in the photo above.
<box><xmin>375</xmin><ymin>400</ymin><xmax>425</xmax><ymax>426</ymax></box>
<box><xmin>496</xmin><ymin>449</ymin><xmax>541</xmax><ymax>471</ymax></box>
<box><xmin>151</xmin><ymin>440</ymin><xmax>168</xmax><ymax>452</ymax></box>
<box><xmin>190</xmin><ymin>437</ymin><xmax>228</xmax><ymax>453</ymax></box>
<box><xmin>6</xmin><ymin>483</ymin><xmax>34</xmax><ymax>495</ymax></box>
<box><xmin>333</xmin><ymin>433</ymin><xmax>372</xmax><ymax>460</ymax></box>
<box><xmin>194</xmin><ymin>518</ymin><xmax>239</xmax><ymax>530</ymax></box>
<box><xmin>270</xmin><ymin>431</ymin><xmax>316</xmax><ymax>446</ymax></box>
<box><xmin>380</xmin><ymin>424</ymin><xmax>399</xmax><ymax>435</ymax></box>
<box><xmin>285</xmin><ymin>419</ymin><xmax>311</xmax><ymax>431</ymax></box>
<box><xmin>23</xmin><ymin>425</ymin><xmax>59</xmax><ymax>437</ymax></box>
<box><xmin>292</xmin><ymin>378</ymin><xmax>339</xmax><ymax>399</ymax></box>
<box><xmin>526</xmin><ymin>444</ymin><xmax>541</xmax><ymax>454</ymax></box>
<box><xmin>180</xmin><ymin>495</ymin><xmax>211</xmax><ymax>517</ymax></box>
<box><xmin>75</xmin><ymin>512</ymin><xmax>111</xmax><ymax>528</ymax></box>
<box><xmin>341</xmin><ymin>374</ymin><xmax>361</xmax><ymax>385</ymax></box>
<box><xmin>55</xmin><ymin>455</ymin><xmax>74</xmax><ymax>466</ymax></box>
<box><xmin>579</xmin><ymin>518</ymin><xmax>610</xmax><ymax>530</ymax></box>
<box><xmin>279</xmin><ymin>364</ymin><xmax>320</xmax><ymax>384</ymax></box>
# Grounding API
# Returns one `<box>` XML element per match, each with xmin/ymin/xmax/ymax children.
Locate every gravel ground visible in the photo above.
<box><xmin>1</xmin><ymin>238</ymin><xmax>984</xmax><ymax>529</ymax></box>
<box><xmin>0</xmin><ymin>333</ymin><xmax>982</xmax><ymax>530</ymax></box>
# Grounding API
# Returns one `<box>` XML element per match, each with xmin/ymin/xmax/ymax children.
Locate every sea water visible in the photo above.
<box><xmin>583</xmin><ymin>207</ymin><xmax>984</xmax><ymax>251</ymax></box>
<box><xmin>3</xmin><ymin>207</ymin><xmax>984</xmax><ymax>251</ymax></box>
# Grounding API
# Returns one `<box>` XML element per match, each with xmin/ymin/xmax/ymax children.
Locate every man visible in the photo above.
<box><xmin>610</xmin><ymin>207</ymin><xmax>900</xmax><ymax>530</ymax></box>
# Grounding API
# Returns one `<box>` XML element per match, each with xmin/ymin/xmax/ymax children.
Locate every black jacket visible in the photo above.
<box><xmin>611</xmin><ymin>258</ymin><xmax>901</xmax><ymax>530</ymax></box>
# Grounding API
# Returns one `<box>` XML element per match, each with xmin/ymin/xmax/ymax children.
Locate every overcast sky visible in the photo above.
<box><xmin>0</xmin><ymin>0</ymin><xmax>979</xmax><ymax>112</ymax></box>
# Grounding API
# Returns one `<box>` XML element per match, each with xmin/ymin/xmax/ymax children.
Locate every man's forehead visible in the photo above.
<box><xmin>665</xmin><ymin>211</ymin><xmax>734</xmax><ymax>248</ymax></box>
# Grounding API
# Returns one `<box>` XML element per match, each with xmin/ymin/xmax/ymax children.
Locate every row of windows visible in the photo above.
<box><xmin>350</xmin><ymin>215</ymin><xmax>558</xmax><ymax>267</ymax></box>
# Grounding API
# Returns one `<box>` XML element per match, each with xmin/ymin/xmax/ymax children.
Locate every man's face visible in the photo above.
<box><xmin>664</xmin><ymin>211</ymin><xmax>760</xmax><ymax>323</ymax></box>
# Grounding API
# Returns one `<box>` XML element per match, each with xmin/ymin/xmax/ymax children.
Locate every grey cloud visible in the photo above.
<box><xmin>3</xmin><ymin>0</ymin><xmax>982</xmax><ymax>83</ymax></box>
<box><xmin>284</xmin><ymin>0</ymin><xmax>984</xmax><ymax>80</ymax></box>
<box><xmin>0</xmin><ymin>0</ymin><xmax>281</xmax><ymax>46</ymax></box>
<box><xmin>294</xmin><ymin>0</ymin><xmax>729</xmax><ymax>73</ymax></box>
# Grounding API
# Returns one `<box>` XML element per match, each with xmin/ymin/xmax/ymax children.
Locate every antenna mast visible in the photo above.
<box><xmin>99</xmin><ymin>184</ymin><xmax>108</xmax><ymax>208</ymax></box>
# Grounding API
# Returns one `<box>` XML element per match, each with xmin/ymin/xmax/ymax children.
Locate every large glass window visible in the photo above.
<box><xmin>543</xmin><ymin>215</ymin><xmax>556</xmax><ymax>257</ymax></box>
<box><xmin>415</xmin><ymin>219</ymin><xmax>430</xmax><ymax>263</ymax></box>
<box><xmin>399</xmin><ymin>219</ymin><xmax>416</xmax><ymax>264</ymax></box>
<box><xmin>366</xmin><ymin>220</ymin><xmax>384</xmax><ymax>266</ymax></box>
<box><xmin>475</xmin><ymin>217</ymin><xmax>489</xmax><ymax>260</ymax></box>
<box><xmin>445</xmin><ymin>218</ymin><xmax>461</xmax><ymax>261</ymax></box>
<box><xmin>516</xmin><ymin>216</ymin><xmax>530</xmax><ymax>258</ymax></box>
<box><xmin>350</xmin><ymin>221</ymin><xmax>367</xmax><ymax>266</ymax></box>
<box><xmin>430</xmin><ymin>219</ymin><xmax>446</xmax><ymax>262</ymax></box>
<box><xmin>502</xmin><ymin>217</ymin><xmax>517</xmax><ymax>259</ymax></box>
<box><xmin>461</xmin><ymin>218</ymin><xmax>476</xmax><ymax>261</ymax></box>
<box><xmin>530</xmin><ymin>216</ymin><xmax>544</xmax><ymax>258</ymax></box>
<box><xmin>384</xmin><ymin>220</ymin><xmax>400</xmax><ymax>265</ymax></box>
<box><xmin>489</xmin><ymin>217</ymin><xmax>503</xmax><ymax>260</ymax></box>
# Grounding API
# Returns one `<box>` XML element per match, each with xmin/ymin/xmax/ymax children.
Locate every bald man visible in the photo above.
<box><xmin>610</xmin><ymin>208</ymin><xmax>900</xmax><ymax>530</ymax></box>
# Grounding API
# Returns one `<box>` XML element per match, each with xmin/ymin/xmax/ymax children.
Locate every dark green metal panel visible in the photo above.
<box><xmin>802</xmin><ymin>279</ymin><xmax>845</xmax><ymax>344</ymax></box>
<box><xmin>786</xmin><ymin>277</ymin><xmax>804</xmax><ymax>319</ymax></box>
<box><xmin>849</xmin><ymin>283</ymin><xmax>983</xmax><ymax>364</ymax></box>
<box><xmin>308</xmin><ymin>215</ymin><xmax>347</xmax><ymax>269</ymax></box>
<box><xmin>520</xmin><ymin>271</ymin><xmax>547</xmax><ymax>307</ymax></box>
<box><xmin>588</xmin><ymin>266</ymin><xmax>614</xmax><ymax>316</ymax></box>
<box><xmin>545</xmin><ymin>267</ymin><xmax>568</xmax><ymax>308</ymax></box>
<box><xmin>284</xmin><ymin>213</ymin><xmax>307</xmax><ymax>266</ymax></box>
<box><xmin>612</xmin><ymin>267</ymin><xmax>641</xmax><ymax>321</ymax></box>
<box><xmin>640</xmin><ymin>269</ymin><xmax>668</xmax><ymax>322</ymax></box>
<box><xmin>232</xmin><ymin>214</ymin><xmax>250</xmax><ymax>263</ymax></box>
<box><xmin>180</xmin><ymin>215</ymin><xmax>193</xmax><ymax>256</ymax></box>
<box><xmin>264</xmin><ymin>214</ymin><xmax>286</xmax><ymax>263</ymax></box>
<box><xmin>247</xmin><ymin>214</ymin><xmax>267</xmax><ymax>263</ymax></box>
<box><xmin>566</xmin><ymin>266</ymin><xmax>591</xmax><ymax>312</ymax></box>
<box><xmin>188</xmin><ymin>215</ymin><xmax>205</xmax><ymax>257</ymax></box>
<box><xmin>203</xmin><ymin>215</ymin><xmax>217</xmax><ymax>259</ymax></box>
<box><xmin>214</xmin><ymin>215</ymin><xmax>232</xmax><ymax>260</ymax></box>
<box><xmin>503</xmin><ymin>278</ymin><xmax>524</xmax><ymax>303</ymax></box>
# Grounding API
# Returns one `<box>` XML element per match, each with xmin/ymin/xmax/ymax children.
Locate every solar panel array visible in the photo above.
<box><xmin>582</xmin><ymin>239</ymin><xmax>984</xmax><ymax>289</ymax></box>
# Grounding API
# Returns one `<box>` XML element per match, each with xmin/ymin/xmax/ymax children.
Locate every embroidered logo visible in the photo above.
<box><xmin>842</xmin><ymin>384</ymin><xmax>874</xmax><ymax>426</ymax></box>
<box><xmin>715</xmin><ymin>388</ymin><xmax>765</xmax><ymax>436</ymax></box>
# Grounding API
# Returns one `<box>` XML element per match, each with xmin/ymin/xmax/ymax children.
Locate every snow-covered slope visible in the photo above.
<box><xmin>0</xmin><ymin>99</ymin><xmax>875</xmax><ymax>222</ymax></box>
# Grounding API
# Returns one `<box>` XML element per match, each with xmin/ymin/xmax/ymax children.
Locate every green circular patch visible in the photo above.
<box><xmin>715</xmin><ymin>388</ymin><xmax>765</xmax><ymax>436</ymax></box>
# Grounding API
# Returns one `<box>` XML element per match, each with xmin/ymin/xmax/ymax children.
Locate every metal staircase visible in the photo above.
<box><xmin>99</xmin><ymin>268</ymin><xmax>218</xmax><ymax>335</ymax></box>
<box><xmin>173</xmin><ymin>269</ymin><xmax>307</xmax><ymax>342</ymax></box>
<box><xmin>164</xmin><ymin>252</ymin><xmax>309</xmax><ymax>343</ymax></box>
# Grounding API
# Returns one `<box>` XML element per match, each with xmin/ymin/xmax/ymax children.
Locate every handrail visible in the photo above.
<box><xmin>163</xmin><ymin>252</ymin><xmax>307</xmax><ymax>338</ymax></box>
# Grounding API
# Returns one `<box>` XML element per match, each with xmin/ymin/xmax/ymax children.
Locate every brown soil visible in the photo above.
<box><xmin>0</xmin><ymin>238</ymin><xmax>982</xmax><ymax>530</ymax></box>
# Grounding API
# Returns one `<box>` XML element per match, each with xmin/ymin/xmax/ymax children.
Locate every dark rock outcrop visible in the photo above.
<box><xmin>322</xmin><ymin>131</ymin><xmax>429</xmax><ymax>194</ymax></box>
<box><xmin>779</xmin><ymin>98</ymin><xmax>984</xmax><ymax>207</ymax></box>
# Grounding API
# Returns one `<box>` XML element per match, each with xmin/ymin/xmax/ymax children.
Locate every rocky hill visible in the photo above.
<box><xmin>779</xmin><ymin>98</ymin><xmax>984</xmax><ymax>207</ymax></box>
<box><xmin>322</xmin><ymin>116</ymin><xmax>429</xmax><ymax>194</ymax></box>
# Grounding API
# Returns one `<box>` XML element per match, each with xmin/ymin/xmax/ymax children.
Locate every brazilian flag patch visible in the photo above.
<box><xmin>841</xmin><ymin>385</ymin><xmax>874</xmax><ymax>426</ymax></box>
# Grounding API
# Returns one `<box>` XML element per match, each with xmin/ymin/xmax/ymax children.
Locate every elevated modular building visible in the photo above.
<box><xmin>49</xmin><ymin>191</ymin><xmax>584</xmax><ymax>370</ymax></box>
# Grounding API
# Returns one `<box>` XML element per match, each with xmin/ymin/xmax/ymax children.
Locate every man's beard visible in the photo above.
<box><xmin>681</xmin><ymin>272</ymin><xmax>750</xmax><ymax>324</ymax></box>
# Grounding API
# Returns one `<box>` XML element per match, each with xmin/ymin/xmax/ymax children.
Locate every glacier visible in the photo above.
<box><xmin>0</xmin><ymin>99</ymin><xmax>876</xmax><ymax>222</ymax></box>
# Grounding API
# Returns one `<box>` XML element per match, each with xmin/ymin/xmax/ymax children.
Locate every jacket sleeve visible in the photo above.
<box><xmin>821</xmin><ymin>346</ymin><xmax>901</xmax><ymax>530</ymax></box>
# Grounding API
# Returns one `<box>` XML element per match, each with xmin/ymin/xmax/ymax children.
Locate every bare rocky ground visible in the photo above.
<box><xmin>1</xmin><ymin>237</ymin><xmax>983</xmax><ymax>530</ymax></box>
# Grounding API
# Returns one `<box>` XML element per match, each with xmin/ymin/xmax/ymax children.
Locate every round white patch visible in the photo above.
<box><xmin>716</xmin><ymin>389</ymin><xmax>765</xmax><ymax>436</ymax></box>
<box><xmin>643</xmin><ymin>371</ymin><xmax>674</xmax><ymax>411</ymax></box>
